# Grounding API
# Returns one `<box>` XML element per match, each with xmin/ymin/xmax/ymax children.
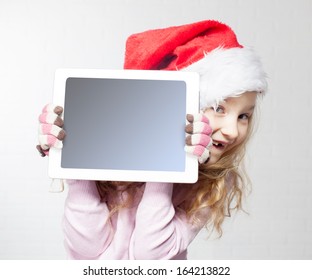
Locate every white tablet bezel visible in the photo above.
<box><xmin>48</xmin><ymin>68</ymin><xmax>199</xmax><ymax>183</ymax></box>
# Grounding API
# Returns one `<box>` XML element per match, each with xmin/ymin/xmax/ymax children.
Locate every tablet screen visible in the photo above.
<box><xmin>49</xmin><ymin>69</ymin><xmax>199</xmax><ymax>183</ymax></box>
<box><xmin>62</xmin><ymin>77</ymin><xmax>186</xmax><ymax>172</ymax></box>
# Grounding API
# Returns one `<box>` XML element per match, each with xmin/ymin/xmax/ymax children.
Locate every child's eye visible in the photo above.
<box><xmin>239</xmin><ymin>113</ymin><xmax>250</xmax><ymax>120</ymax></box>
<box><xmin>214</xmin><ymin>106</ymin><xmax>225</xmax><ymax>114</ymax></box>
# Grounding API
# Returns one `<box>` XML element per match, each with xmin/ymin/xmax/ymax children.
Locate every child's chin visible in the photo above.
<box><xmin>206</xmin><ymin>155</ymin><xmax>220</xmax><ymax>166</ymax></box>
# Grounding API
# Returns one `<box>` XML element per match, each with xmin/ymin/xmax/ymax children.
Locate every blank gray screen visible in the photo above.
<box><xmin>61</xmin><ymin>77</ymin><xmax>186</xmax><ymax>171</ymax></box>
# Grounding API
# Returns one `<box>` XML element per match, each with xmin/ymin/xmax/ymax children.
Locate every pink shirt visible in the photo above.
<box><xmin>63</xmin><ymin>180</ymin><xmax>208</xmax><ymax>260</ymax></box>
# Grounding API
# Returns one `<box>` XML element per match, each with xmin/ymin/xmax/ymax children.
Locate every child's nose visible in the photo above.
<box><xmin>220</xmin><ymin>118</ymin><xmax>239</xmax><ymax>140</ymax></box>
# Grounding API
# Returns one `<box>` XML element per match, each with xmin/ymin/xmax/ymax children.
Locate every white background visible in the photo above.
<box><xmin>0</xmin><ymin>0</ymin><xmax>311</xmax><ymax>260</ymax></box>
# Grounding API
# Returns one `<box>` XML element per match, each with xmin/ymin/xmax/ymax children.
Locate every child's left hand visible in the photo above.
<box><xmin>184</xmin><ymin>114</ymin><xmax>213</xmax><ymax>164</ymax></box>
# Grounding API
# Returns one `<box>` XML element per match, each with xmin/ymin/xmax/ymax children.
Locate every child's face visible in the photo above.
<box><xmin>203</xmin><ymin>91</ymin><xmax>257</xmax><ymax>165</ymax></box>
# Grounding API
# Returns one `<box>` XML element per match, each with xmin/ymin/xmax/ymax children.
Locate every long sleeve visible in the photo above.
<box><xmin>62</xmin><ymin>180</ymin><xmax>113</xmax><ymax>259</ymax></box>
<box><xmin>130</xmin><ymin>182</ymin><xmax>205</xmax><ymax>260</ymax></box>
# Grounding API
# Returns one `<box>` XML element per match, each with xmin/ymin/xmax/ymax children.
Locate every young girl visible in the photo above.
<box><xmin>37</xmin><ymin>20</ymin><xmax>267</xmax><ymax>260</ymax></box>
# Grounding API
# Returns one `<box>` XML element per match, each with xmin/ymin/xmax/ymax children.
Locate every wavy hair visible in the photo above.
<box><xmin>182</xmin><ymin>104</ymin><xmax>259</xmax><ymax>236</ymax></box>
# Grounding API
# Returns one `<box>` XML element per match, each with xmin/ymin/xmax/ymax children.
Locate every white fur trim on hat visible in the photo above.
<box><xmin>183</xmin><ymin>47</ymin><xmax>268</xmax><ymax>110</ymax></box>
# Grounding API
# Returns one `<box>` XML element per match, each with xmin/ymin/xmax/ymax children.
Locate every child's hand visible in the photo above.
<box><xmin>36</xmin><ymin>104</ymin><xmax>66</xmax><ymax>157</ymax></box>
<box><xmin>184</xmin><ymin>114</ymin><xmax>213</xmax><ymax>164</ymax></box>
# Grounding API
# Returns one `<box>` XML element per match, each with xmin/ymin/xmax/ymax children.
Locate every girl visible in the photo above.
<box><xmin>37</xmin><ymin>20</ymin><xmax>267</xmax><ymax>259</ymax></box>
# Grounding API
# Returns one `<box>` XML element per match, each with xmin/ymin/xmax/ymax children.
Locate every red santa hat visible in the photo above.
<box><xmin>124</xmin><ymin>20</ymin><xmax>267</xmax><ymax>109</ymax></box>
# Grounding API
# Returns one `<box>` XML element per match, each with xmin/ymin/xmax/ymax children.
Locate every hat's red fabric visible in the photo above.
<box><xmin>124</xmin><ymin>20</ymin><xmax>243</xmax><ymax>70</ymax></box>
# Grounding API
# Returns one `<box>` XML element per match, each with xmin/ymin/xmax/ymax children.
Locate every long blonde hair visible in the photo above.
<box><xmin>182</xmin><ymin>136</ymin><xmax>251</xmax><ymax>236</ymax></box>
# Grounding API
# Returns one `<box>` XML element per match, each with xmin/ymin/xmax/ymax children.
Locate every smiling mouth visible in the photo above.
<box><xmin>212</xmin><ymin>141</ymin><xmax>226</xmax><ymax>149</ymax></box>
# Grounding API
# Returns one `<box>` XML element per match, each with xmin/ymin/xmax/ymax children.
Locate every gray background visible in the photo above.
<box><xmin>0</xmin><ymin>0</ymin><xmax>311</xmax><ymax>259</ymax></box>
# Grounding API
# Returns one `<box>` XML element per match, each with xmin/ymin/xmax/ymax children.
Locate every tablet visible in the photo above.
<box><xmin>49</xmin><ymin>68</ymin><xmax>199</xmax><ymax>183</ymax></box>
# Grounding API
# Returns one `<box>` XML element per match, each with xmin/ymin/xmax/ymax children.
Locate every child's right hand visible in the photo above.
<box><xmin>37</xmin><ymin>104</ymin><xmax>66</xmax><ymax>157</ymax></box>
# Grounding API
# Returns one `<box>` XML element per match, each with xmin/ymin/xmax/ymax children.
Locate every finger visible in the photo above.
<box><xmin>38</xmin><ymin>134</ymin><xmax>63</xmax><ymax>150</ymax></box>
<box><xmin>39</xmin><ymin>112</ymin><xmax>64</xmax><ymax>127</ymax></box>
<box><xmin>36</xmin><ymin>145</ymin><xmax>49</xmax><ymax>157</ymax></box>
<box><xmin>42</xmin><ymin>104</ymin><xmax>63</xmax><ymax>115</ymax></box>
<box><xmin>185</xmin><ymin>134</ymin><xmax>212</xmax><ymax>148</ymax></box>
<box><xmin>185</xmin><ymin>121</ymin><xmax>212</xmax><ymax>135</ymax></box>
<box><xmin>186</xmin><ymin>114</ymin><xmax>209</xmax><ymax>124</ymax></box>
<box><xmin>39</xmin><ymin>124</ymin><xmax>66</xmax><ymax>140</ymax></box>
<box><xmin>184</xmin><ymin>145</ymin><xmax>210</xmax><ymax>164</ymax></box>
